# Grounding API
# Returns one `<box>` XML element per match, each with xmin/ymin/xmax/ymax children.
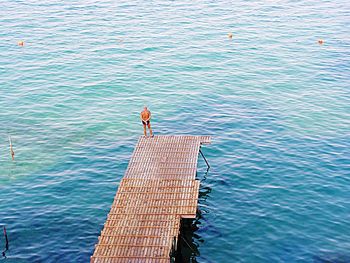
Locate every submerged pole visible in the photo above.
<box><xmin>8</xmin><ymin>136</ymin><xmax>14</xmax><ymax>161</ymax></box>
<box><xmin>199</xmin><ymin>148</ymin><xmax>210</xmax><ymax>170</ymax></box>
<box><xmin>2</xmin><ymin>226</ymin><xmax>9</xmax><ymax>258</ymax></box>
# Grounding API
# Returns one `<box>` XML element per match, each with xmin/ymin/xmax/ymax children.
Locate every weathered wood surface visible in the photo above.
<box><xmin>91</xmin><ymin>135</ymin><xmax>211</xmax><ymax>263</ymax></box>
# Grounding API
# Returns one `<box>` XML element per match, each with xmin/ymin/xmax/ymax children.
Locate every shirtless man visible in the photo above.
<box><xmin>140</xmin><ymin>106</ymin><xmax>153</xmax><ymax>137</ymax></box>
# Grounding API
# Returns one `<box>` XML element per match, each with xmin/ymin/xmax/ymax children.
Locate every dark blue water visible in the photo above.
<box><xmin>1</xmin><ymin>0</ymin><xmax>349</xmax><ymax>262</ymax></box>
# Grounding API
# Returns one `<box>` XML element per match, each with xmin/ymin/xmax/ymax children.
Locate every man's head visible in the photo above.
<box><xmin>144</xmin><ymin>106</ymin><xmax>148</xmax><ymax>111</ymax></box>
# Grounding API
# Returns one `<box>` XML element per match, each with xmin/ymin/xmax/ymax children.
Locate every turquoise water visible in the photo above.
<box><xmin>1</xmin><ymin>0</ymin><xmax>350</xmax><ymax>262</ymax></box>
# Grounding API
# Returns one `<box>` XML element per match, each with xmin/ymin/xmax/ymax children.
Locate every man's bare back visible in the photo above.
<box><xmin>140</xmin><ymin>106</ymin><xmax>153</xmax><ymax>137</ymax></box>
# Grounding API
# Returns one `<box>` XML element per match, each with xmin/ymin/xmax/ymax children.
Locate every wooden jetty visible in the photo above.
<box><xmin>91</xmin><ymin>135</ymin><xmax>211</xmax><ymax>263</ymax></box>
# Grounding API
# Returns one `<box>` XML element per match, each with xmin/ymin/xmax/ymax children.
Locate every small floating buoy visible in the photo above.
<box><xmin>18</xmin><ymin>41</ymin><xmax>24</xmax><ymax>46</ymax></box>
<box><xmin>318</xmin><ymin>39</ymin><xmax>324</xmax><ymax>45</ymax></box>
<box><xmin>228</xmin><ymin>33</ymin><xmax>233</xmax><ymax>39</ymax></box>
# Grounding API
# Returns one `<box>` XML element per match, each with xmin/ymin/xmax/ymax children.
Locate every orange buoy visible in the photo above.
<box><xmin>318</xmin><ymin>39</ymin><xmax>324</xmax><ymax>45</ymax></box>
<box><xmin>228</xmin><ymin>33</ymin><xmax>233</xmax><ymax>39</ymax></box>
<box><xmin>18</xmin><ymin>41</ymin><xmax>24</xmax><ymax>46</ymax></box>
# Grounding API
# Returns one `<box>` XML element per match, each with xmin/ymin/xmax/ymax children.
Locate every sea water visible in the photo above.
<box><xmin>0</xmin><ymin>0</ymin><xmax>349</xmax><ymax>262</ymax></box>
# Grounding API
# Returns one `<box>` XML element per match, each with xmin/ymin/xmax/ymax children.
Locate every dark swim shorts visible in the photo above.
<box><xmin>142</xmin><ymin>120</ymin><xmax>150</xmax><ymax>125</ymax></box>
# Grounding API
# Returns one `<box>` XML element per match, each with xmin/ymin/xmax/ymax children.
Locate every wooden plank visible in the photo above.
<box><xmin>91</xmin><ymin>135</ymin><xmax>210</xmax><ymax>262</ymax></box>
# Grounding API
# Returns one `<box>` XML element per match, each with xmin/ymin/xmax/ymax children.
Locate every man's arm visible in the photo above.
<box><xmin>146</xmin><ymin>111</ymin><xmax>151</xmax><ymax>121</ymax></box>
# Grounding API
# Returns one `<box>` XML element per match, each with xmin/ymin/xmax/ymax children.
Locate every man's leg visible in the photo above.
<box><xmin>147</xmin><ymin>123</ymin><xmax>153</xmax><ymax>137</ymax></box>
<box><xmin>143</xmin><ymin>124</ymin><xmax>147</xmax><ymax>136</ymax></box>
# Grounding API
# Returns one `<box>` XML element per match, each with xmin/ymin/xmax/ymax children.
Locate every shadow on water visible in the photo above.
<box><xmin>175</xmin><ymin>170</ymin><xmax>212</xmax><ymax>263</ymax></box>
<box><xmin>314</xmin><ymin>253</ymin><xmax>350</xmax><ymax>263</ymax></box>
